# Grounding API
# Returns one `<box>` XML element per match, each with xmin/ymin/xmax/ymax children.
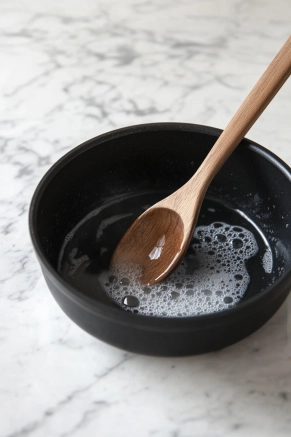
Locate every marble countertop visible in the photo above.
<box><xmin>1</xmin><ymin>0</ymin><xmax>291</xmax><ymax>436</ymax></box>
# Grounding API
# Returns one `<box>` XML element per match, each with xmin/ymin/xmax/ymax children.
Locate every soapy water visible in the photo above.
<box><xmin>99</xmin><ymin>222</ymin><xmax>259</xmax><ymax>317</ymax></box>
<box><xmin>58</xmin><ymin>192</ymin><xmax>276</xmax><ymax>318</ymax></box>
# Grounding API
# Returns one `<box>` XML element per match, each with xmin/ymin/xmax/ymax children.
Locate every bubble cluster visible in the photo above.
<box><xmin>262</xmin><ymin>249</ymin><xmax>273</xmax><ymax>274</ymax></box>
<box><xmin>100</xmin><ymin>222</ymin><xmax>259</xmax><ymax>317</ymax></box>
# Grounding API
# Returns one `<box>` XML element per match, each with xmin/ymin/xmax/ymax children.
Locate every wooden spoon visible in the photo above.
<box><xmin>111</xmin><ymin>35</ymin><xmax>291</xmax><ymax>285</ymax></box>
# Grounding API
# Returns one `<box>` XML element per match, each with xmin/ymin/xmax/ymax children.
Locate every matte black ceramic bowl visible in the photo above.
<box><xmin>29</xmin><ymin>123</ymin><xmax>291</xmax><ymax>356</ymax></box>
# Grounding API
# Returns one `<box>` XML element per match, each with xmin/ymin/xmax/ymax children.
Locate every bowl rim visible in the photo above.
<box><xmin>29</xmin><ymin>122</ymin><xmax>291</xmax><ymax>331</ymax></box>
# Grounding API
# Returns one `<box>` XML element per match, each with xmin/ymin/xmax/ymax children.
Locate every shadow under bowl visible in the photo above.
<box><xmin>29</xmin><ymin>123</ymin><xmax>291</xmax><ymax>356</ymax></box>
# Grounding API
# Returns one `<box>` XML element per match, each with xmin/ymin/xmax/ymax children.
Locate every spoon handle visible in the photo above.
<box><xmin>192</xmin><ymin>35</ymin><xmax>291</xmax><ymax>191</ymax></box>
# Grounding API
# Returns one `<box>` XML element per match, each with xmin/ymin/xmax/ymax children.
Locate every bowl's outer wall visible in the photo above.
<box><xmin>30</xmin><ymin>123</ymin><xmax>291</xmax><ymax>355</ymax></box>
<box><xmin>43</xmin><ymin>262</ymin><xmax>290</xmax><ymax>356</ymax></box>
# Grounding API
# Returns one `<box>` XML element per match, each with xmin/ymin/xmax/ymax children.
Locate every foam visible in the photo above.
<box><xmin>100</xmin><ymin>222</ymin><xmax>259</xmax><ymax>317</ymax></box>
<box><xmin>96</xmin><ymin>213</ymin><xmax>133</xmax><ymax>239</ymax></box>
<box><xmin>262</xmin><ymin>249</ymin><xmax>273</xmax><ymax>274</ymax></box>
<box><xmin>68</xmin><ymin>248</ymin><xmax>90</xmax><ymax>276</ymax></box>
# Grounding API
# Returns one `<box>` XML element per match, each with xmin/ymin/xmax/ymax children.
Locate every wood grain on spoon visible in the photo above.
<box><xmin>111</xmin><ymin>35</ymin><xmax>291</xmax><ymax>285</ymax></box>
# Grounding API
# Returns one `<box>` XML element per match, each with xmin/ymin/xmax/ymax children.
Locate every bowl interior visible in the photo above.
<box><xmin>31</xmin><ymin>124</ymin><xmax>291</xmax><ymax>313</ymax></box>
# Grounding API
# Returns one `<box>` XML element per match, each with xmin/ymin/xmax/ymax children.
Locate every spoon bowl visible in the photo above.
<box><xmin>111</xmin><ymin>207</ymin><xmax>185</xmax><ymax>285</ymax></box>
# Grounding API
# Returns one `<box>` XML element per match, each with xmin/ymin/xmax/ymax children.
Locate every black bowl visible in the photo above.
<box><xmin>29</xmin><ymin>123</ymin><xmax>291</xmax><ymax>356</ymax></box>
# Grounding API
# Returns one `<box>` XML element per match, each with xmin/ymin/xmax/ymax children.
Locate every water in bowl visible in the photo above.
<box><xmin>58</xmin><ymin>191</ymin><xmax>276</xmax><ymax>317</ymax></box>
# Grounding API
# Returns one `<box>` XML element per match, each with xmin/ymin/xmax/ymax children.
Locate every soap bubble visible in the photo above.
<box><xmin>100</xmin><ymin>222</ymin><xmax>259</xmax><ymax>317</ymax></box>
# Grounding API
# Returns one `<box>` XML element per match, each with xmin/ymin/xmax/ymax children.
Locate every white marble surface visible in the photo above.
<box><xmin>1</xmin><ymin>0</ymin><xmax>291</xmax><ymax>436</ymax></box>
